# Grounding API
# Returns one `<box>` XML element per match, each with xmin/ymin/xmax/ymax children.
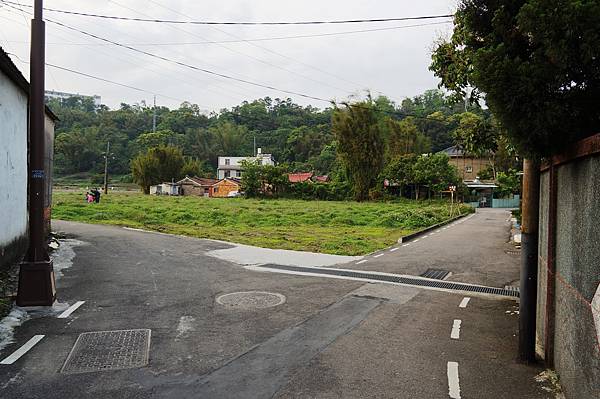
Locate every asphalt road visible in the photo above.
<box><xmin>0</xmin><ymin>211</ymin><xmax>552</xmax><ymax>398</ymax></box>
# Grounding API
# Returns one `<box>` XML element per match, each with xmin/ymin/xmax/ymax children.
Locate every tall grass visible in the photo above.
<box><xmin>52</xmin><ymin>191</ymin><xmax>472</xmax><ymax>255</ymax></box>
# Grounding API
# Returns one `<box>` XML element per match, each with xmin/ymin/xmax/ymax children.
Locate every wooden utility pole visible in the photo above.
<box><xmin>519</xmin><ymin>158</ymin><xmax>540</xmax><ymax>362</ymax></box>
<box><xmin>103</xmin><ymin>141</ymin><xmax>110</xmax><ymax>194</ymax></box>
<box><xmin>17</xmin><ymin>0</ymin><xmax>56</xmax><ymax>306</ymax></box>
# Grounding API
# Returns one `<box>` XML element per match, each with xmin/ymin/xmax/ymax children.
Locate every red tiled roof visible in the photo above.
<box><xmin>315</xmin><ymin>175</ymin><xmax>330</xmax><ymax>182</ymax></box>
<box><xmin>288</xmin><ymin>172</ymin><xmax>313</xmax><ymax>183</ymax></box>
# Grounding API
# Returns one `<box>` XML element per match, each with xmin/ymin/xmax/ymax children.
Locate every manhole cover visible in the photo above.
<box><xmin>61</xmin><ymin>329</ymin><xmax>151</xmax><ymax>374</ymax></box>
<box><xmin>216</xmin><ymin>291</ymin><xmax>286</xmax><ymax>309</ymax></box>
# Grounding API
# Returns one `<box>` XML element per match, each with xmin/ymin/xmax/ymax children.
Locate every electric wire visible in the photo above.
<box><xmin>0</xmin><ymin>1</ymin><xmax>453</xmax><ymax>26</ymax></box>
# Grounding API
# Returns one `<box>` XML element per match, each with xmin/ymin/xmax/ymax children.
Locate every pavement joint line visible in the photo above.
<box><xmin>459</xmin><ymin>297</ymin><xmax>471</xmax><ymax>308</ymax></box>
<box><xmin>58</xmin><ymin>301</ymin><xmax>85</xmax><ymax>319</ymax></box>
<box><xmin>1</xmin><ymin>335</ymin><xmax>45</xmax><ymax>365</ymax></box>
<box><xmin>390</xmin><ymin>247</ymin><xmax>399</xmax><ymax>252</ymax></box>
<box><xmin>447</xmin><ymin>361</ymin><xmax>461</xmax><ymax>399</ymax></box>
<box><xmin>373</xmin><ymin>254</ymin><xmax>384</xmax><ymax>258</ymax></box>
<box><xmin>356</xmin><ymin>260</ymin><xmax>368</xmax><ymax>264</ymax></box>
<box><xmin>451</xmin><ymin>319</ymin><xmax>462</xmax><ymax>340</ymax></box>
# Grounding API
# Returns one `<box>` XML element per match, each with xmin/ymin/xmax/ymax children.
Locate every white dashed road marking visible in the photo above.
<box><xmin>356</xmin><ymin>260</ymin><xmax>368</xmax><ymax>265</ymax></box>
<box><xmin>402</xmin><ymin>243</ymin><xmax>410</xmax><ymax>247</ymax></box>
<box><xmin>373</xmin><ymin>254</ymin><xmax>384</xmax><ymax>258</ymax></box>
<box><xmin>459</xmin><ymin>297</ymin><xmax>471</xmax><ymax>308</ymax></box>
<box><xmin>1</xmin><ymin>335</ymin><xmax>45</xmax><ymax>365</ymax></box>
<box><xmin>451</xmin><ymin>319</ymin><xmax>462</xmax><ymax>340</ymax></box>
<box><xmin>447</xmin><ymin>361</ymin><xmax>461</xmax><ymax>399</ymax></box>
<box><xmin>390</xmin><ymin>247</ymin><xmax>399</xmax><ymax>252</ymax></box>
<box><xmin>58</xmin><ymin>301</ymin><xmax>85</xmax><ymax>319</ymax></box>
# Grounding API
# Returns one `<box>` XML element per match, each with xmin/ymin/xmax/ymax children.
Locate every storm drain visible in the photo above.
<box><xmin>420</xmin><ymin>269</ymin><xmax>450</xmax><ymax>280</ymax></box>
<box><xmin>61</xmin><ymin>329</ymin><xmax>151</xmax><ymax>374</ymax></box>
<box><xmin>505</xmin><ymin>250</ymin><xmax>521</xmax><ymax>256</ymax></box>
<box><xmin>257</xmin><ymin>264</ymin><xmax>519</xmax><ymax>298</ymax></box>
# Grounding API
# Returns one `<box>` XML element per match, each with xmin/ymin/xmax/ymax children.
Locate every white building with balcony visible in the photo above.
<box><xmin>217</xmin><ymin>148</ymin><xmax>275</xmax><ymax>179</ymax></box>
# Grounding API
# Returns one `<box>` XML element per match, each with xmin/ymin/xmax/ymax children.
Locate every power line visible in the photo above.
<box><xmin>0</xmin><ymin>2</ymin><xmax>453</xmax><ymax>26</ymax></box>
<box><xmin>45</xmin><ymin>17</ymin><xmax>331</xmax><ymax>103</ymax></box>
<box><xmin>0</xmin><ymin>21</ymin><xmax>453</xmax><ymax>46</ymax></box>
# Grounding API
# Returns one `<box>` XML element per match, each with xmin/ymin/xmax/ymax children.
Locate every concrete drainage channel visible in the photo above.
<box><xmin>251</xmin><ymin>264</ymin><xmax>520</xmax><ymax>299</ymax></box>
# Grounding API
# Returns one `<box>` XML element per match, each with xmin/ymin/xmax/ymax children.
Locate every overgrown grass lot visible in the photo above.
<box><xmin>52</xmin><ymin>191</ymin><xmax>473</xmax><ymax>256</ymax></box>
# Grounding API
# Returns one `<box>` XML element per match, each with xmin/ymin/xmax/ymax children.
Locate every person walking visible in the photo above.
<box><xmin>93</xmin><ymin>188</ymin><xmax>101</xmax><ymax>203</ymax></box>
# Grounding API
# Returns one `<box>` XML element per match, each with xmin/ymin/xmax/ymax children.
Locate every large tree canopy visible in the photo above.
<box><xmin>430</xmin><ymin>0</ymin><xmax>600</xmax><ymax>156</ymax></box>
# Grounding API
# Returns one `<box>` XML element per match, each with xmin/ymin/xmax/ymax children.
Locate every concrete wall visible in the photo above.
<box><xmin>536</xmin><ymin>154</ymin><xmax>600</xmax><ymax>399</ymax></box>
<box><xmin>0</xmin><ymin>70</ymin><xmax>29</xmax><ymax>269</ymax></box>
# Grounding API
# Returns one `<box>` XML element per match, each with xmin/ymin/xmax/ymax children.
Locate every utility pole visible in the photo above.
<box><xmin>103</xmin><ymin>141</ymin><xmax>110</xmax><ymax>194</ymax></box>
<box><xmin>152</xmin><ymin>95</ymin><xmax>157</xmax><ymax>133</ymax></box>
<box><xmin>519</xmin><ymin>158</ymin><xmax>540</xmax><ymax>362</ymax></box>
<box><xmin>17</xmin><ymin>0</ymin><xmax>56</xmax><ymax>306</ymax></box>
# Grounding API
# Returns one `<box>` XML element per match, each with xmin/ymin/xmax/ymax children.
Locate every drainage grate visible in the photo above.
<box><xmin>505</xmin><ymin>250</ymin><xmax>521</xmax><ymax>256</ymax></box>
<box><xmin>420</xmin><ymin>269</ymin><xmax>450</xmax><ymax>280</ymax></box>
<box><xmin>258</xmin><ymin>264</ymin><xmax>519</xmax><ymax>298</ymax></box>
<box><xmin>61</xmin><ymin>329</ymin><xmax>151</xmax><ymax>374</ymax></box>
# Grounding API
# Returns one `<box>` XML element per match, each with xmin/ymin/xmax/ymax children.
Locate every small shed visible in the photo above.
<box><xmin>212</xmin><ymin>178</ymin><xmax>241</xmax><ymax>198</ymax></box>
<box><xmin>288</xmin><ymin>172</ymin><xmax>313</xmax><ymax>183</ymax></box>
<box><xmin>150</xmin><ymin>182</ymin><xmax>180</xmax><ymax>196</ymax></box>
<box><xmin>176</xmin><ymin>176</ymin><xmax>218</xmax><ymax>197</ymax></box>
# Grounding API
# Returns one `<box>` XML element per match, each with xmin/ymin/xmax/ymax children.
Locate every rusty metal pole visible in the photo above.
<box><xmin>17</xmin><ymin>0</ymin><xmax>56</xmax><ymax>307</ymax></box>
<box><xmin>519</xmin><ymin>158</ymin><xmax>540</xmax><ymax>362</ymax></box>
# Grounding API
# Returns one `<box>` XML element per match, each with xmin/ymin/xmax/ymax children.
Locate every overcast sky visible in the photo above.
<box><xmin>0</xmin><ymin>0</ymin><xmax>457</xmax><ymax>113</ymax></box>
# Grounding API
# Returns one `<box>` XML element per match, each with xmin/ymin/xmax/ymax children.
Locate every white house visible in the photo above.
<box><xmin>0</xmin><ymin>47</ymin><xmax>57</xmax><ymax>269</ymax></box>
<box><xmin>149</xmin><ymin>182</ymin><xmax>181</xmax><ymax>196</ymax></box>
<box><xmin>217</xmin><ymin>148</ymin><xmax>275</xmax><ymax>179</ymax></box>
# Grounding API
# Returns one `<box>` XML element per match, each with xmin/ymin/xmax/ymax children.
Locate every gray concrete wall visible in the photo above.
<box><xmin>536</xmin><ymin>155</ymin><xmax>600</xmax><ymax>399</ymax></box>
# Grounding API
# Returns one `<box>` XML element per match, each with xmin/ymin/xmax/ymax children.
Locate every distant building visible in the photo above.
<box><xmin>441</xmin><ymin>146</ymin><xmax>492</xmax><ymax>181</ymax></box>
<box><xmin>45</xmin><ymin>89</ymin><xmax>101</xmax><ymax>107</ymax></box>
<box><xmin>0</xmin><ymin>47</ymin><xmax>57</xmax><ymax>269</ymax></box>
<box><xmin>212</xmin><ymin>178</ymin><xmax>242</xmax><ymax>198</ymax></box>
<box><xmin>288</xmin><ymin>172</ymin><xmax>330</xmax><ymax>183</ymax></box>
<box><xmin>176</xmin><ymin>176</ymin><xmax>218</xmax><ymax>197</ymax></box>
<box><xmin>217</xmin><ymin>148</ymin><xmax>275</xmax><ymax>180</ymax></box>
<box><xmin>149</xmin><ymin>182</ymin><xmax>181</xmax><ymax>196</ymax></box>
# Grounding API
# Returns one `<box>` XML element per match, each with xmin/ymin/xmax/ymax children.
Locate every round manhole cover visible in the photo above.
<box><xmin>216</xmin><ymin>291</ymin><xmax>286</xmax><ymax>309</ymax></box>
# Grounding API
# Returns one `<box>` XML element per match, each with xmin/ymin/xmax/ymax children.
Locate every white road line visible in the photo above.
<box><xmin>356</xmin><ymin>260</ymin><xmax>368</xmax><ymax>265</ymax></box>
<box><xmin>58</xmin><ymin>301</ymin><xmax>85</xmax><ymax>319</ymax></box>
<box><xmin>402</xmin><ymin>243</ymin><xmax>410</xmax><ymax>247</ymax></box>
<box><xmin>451</xmin><ymin>319</ymin><xmax>462</xmax><ymax>340</ymax></box>
<box><xmin>447</xmin><ymin>361</ymin><xmax>461</xmax><ymax>399</ymax></box>
<box><xmin>459</xmin><ymin>297</ymin><xmax>471</xmax><ymax>308</ymax></box>
<box><xmin>1</xmin><ymin>335</ymin><xmax>45</xmax><ymax>365</ymax></box>
<box><xmin>413</xmin><ymin>239</ymin><xmax>420</xmax><ymax>243</ymax></box>
<box><xmin>423</xmin><ymin>235</ymin><xmax>430</xmax><ymax>238</ymax></box>
<box><xmin>390</xmin><ymin>247</ymin><xmax>399</xmax><ymax>252</ymax></box>
<box><xmin>373</xmin><ymin>254</ymin><xmax>384</xmax><ymax>258</ymax></box>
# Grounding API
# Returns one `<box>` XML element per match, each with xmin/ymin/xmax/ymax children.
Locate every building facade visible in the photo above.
<box><xmin>0</xmin><ymin>48</ymin><xmax>56</xmax><ymax>269</ymax></box>
<box><xmin>441</xmin><ymin>146</ymin><xmax>492</xmax><ymax>181</ymax></box>
<box><xmin>217</xmin><ymin>149</ymin><xmax>275</xmax><ymax>180</ymax></box>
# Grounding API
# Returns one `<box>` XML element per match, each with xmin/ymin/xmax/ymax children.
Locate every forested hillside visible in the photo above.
<box><xmin>48</xmin><ymin>89</ymin><xmax>486</xmax><ymax>181</ymax></box>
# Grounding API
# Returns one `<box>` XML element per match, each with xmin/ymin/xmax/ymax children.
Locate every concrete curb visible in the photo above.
<box><xmin>398</xmin><ymin>211</ymin><xmax>473</xmax><ymax>244</ymax></box>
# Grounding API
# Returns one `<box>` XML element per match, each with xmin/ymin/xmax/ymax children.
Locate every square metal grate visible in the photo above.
<box><xmin>61</xmin><ymin>329</ymin><xmax>151</xmax><ymax>374</ymax></box>
<box><xmin>420</xmin><ymin>269</ymin><xmax>451</xmax><ymax>280</ymax></box>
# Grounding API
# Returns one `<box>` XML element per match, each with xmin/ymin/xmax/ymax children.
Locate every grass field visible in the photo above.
<box><xmin>52</xmin><ymin>191</ymin><xmax>473</xmax><ymax>256</ymax></box>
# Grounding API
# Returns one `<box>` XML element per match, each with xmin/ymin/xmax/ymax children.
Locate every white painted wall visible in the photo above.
<box><xmin>0</xmin><ymin>70</ymin><xmax>28</xmax><ymax>247</ymax></box>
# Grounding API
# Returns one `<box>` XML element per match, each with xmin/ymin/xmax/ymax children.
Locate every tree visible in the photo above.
<box><xmin>412</xmin><ymin>153</ymin><xmax>460</xmax><ymax>199</ymax></box>
<box><xmin>332</xmin><ymin>100</ymin><xmax>385</xmax><ymax>201</ymax></box>
<box><xmin>387</xmin><ymin>117</ymin><xmax>431</xmax><ymax>157</ymax></box>
<box><xmin>430</xmin><ymin>0</ymin><xmax>600</xmax><ymax>156</ymax></box>
<box><xmin>382</xmin><ymin>154</ymin><xmax>418</xmax><ymax>196</ymax></box>
<box><xmin>131</xmin><ymin>145</ymin><xmax>185</xmax><ymax>193</ymax></box>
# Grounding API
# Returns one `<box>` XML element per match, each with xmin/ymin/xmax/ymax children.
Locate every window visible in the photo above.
<box><xmin>214</xmin><ymin>187</ymin><xmax>219</xmax><ymax>193</ymax></box>
<box><xmin>236</xmin><ymin>171</ymin><xmax>242</xmax><ymax>177</ymax></box>
<box><xmin>225</xmin><ymin>158</ymin><xmax>230</xmax><ymax>165</ymax></box>
<box><xmin>465</xmin><ymin>166</ymin><xmax>473</xmax><ymax>173</ymax></box>
<box><xmin>225</xmin><ymin>171</ymin><xmax>231</xmax><ymax>178</ymax></box>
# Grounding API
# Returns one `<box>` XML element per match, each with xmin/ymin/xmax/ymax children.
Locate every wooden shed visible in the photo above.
<box><xmin>176</xmin><ymin>176</ymin><xmax>218</xmax><ymax>197</ymax></box>
<box><xmin>212</xmin><ymin>178</ymin><xmax>241</xmax><ymax>198</ymax></box>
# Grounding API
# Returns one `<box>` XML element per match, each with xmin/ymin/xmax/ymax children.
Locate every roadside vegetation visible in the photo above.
<box><xmin>52</xmin><ymin>191</ymin><xmax>472</xmax><ymax>256</ymax></box>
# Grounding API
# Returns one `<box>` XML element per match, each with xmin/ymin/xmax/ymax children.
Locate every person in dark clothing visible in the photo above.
<box><xmin>92</xmin><ymin>188</ymin><xmax>101</xmax><ymax>203</ymax></box>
